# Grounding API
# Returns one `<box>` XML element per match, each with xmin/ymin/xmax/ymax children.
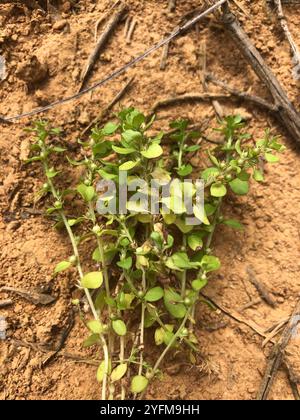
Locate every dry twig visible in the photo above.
<box><xmin>246</xmin><ymin>266</ymin><xmax>276</xmax><ymax>308</ymax></box>
<box><xmin>273</xmin><ymin>0</ymin><xmax>300</xmax><ymax>80</ymax></box>
<box><xmin>126</xmin><ymin>18</ymin><xmax>137</xmax><ymax>43</ymax></box>
<box><xmin>257</xmin><ymin>298</ymin><xmax>300</xmax><ymax>400</ymax></box>
<box><xmin>0</xmin><ymin>299</ymin><xmax>13</xmax><ymax>308</ymax></box>
<box><xmin>221</xmin><ymin>4</ymin><xmax>300</xmax><ymax>145</ymax></box>
<box><xmin>79</xmin><ymin>4</ymin><xmax>128</xmax><ymax>92</ymax></box>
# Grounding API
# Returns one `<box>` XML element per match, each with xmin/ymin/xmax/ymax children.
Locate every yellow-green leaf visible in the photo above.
<box><xmin>111</xmin><ymin>363</ymin><xmax>128</xmax><ymax>382</ymax></box>
<box><xmin>81</xmin><ymin>271</ymin><xmax>103</xmax><ymax>289</ymax></box>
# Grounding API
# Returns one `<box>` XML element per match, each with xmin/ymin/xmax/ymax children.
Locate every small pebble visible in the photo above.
<box><xmin>53</xmin><ymin>20</ymin><xmax>68</xmax><ymax>31</ymax></box>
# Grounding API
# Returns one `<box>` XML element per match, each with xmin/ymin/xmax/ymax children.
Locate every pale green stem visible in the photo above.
<box><xmin>43</xmin><ymin>160</ymin><xmax>109</xmax><ymax>400</ymax></box>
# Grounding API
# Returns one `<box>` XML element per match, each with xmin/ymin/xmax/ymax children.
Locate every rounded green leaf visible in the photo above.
<box><xmin>111</xmin><ymin>363</ymin><xmax>128</xmax><ymax>383</ymax></box>
<box><xmin>177</xmin><ymin>164</ymin><xmax>193</xmax><ymax>177</ymax></box>
<box><xmin>112</xmin><ymin>319</ymin><xmax>127</xmax><ymax>336</ymax></box>
<box><xmin>112</xmin><ymin>145</ymin><xmax>136</xmax><ymax>155</ymax></box>
<box><xmin>141</xmin><ymin>143</ymin><xmax>163</xmax><ymax>159</ymax></box>
<box><xmin>54</xmin><ymin>260</ymin><xmax>71</xmax><ymax>273</ymax></box>
<box><xmin>187</xmin><ymin>233</ymin><xmax>203</xmax><ymax>251</ymax></box>
<box><xmin>96</xmin><ymin>360</ymin><xmax>111</xmax><ymax>383</ymax></box>
<box><xmin>192</xmin><ymin>278</ymin><xmax>208</xmax><ymax>292</ymax></box>
<box><xmin>87</xmin><ymin>320</ymin><xmax>103</xmax><ymax>334</ymax></box>
<box><xmin>253</xmin><ymin>169</ymin><xmax>264</xmax><ymax>182</ymax></box>
<box><xmin>83</xmin><ymin>334</ymin><xmax>99</xmax><ymax>348</ymax></box>
<box><xmin>119</xmin><ymin>160</ymin><xmax>139</xmax><ymax>171</ymax></box>
<box><xmin>265</xmin><ymin>153</ymin><xmax>279</xmax><ymax>163</ymax></box>
<box><xmin>144</xmin><ymin>287</ymin><xmax>164</xmax><ymax>302</ymax></box>
<box><xmin>81</xmin><ymin>271</ymin><xmax>103</xmax><ymax>289</ymax></box>
<box><xmin>164</xmin><ymin>288</ymin><xmax>187</xmax><ymax>319</ymax></box>
<box><xmin>117</xmin><ymin>257</ymin><xmax>132</xmax><ymax>270</ymax></box>
<box><xmin>201</xmin><ymin>255</ymin><xmax>221</xmax><ymax>272</ymax></box>
<box><xmin>131</xmin><ymin>375</ymin><xmax>149</xmax><ymax>394</ymax></box>
<box><xmin>211</xmin><ymin>183</ymin><xmax>227</xmax><ymax>198</ymax></box>
<box><xmin>77</xmin><ymin>184</ymin><xmax>95</xmax><ymax>202</ymax></box>
<box><xmin>229</xmin><ymin>178</ymin><xmax>249</xmax><ymax>195</ymax></box>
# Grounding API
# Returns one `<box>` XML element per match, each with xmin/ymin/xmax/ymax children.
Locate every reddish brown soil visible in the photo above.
<box><xmin>0</xmin><ymin>0</ymin><xmax>300</xmax><ymax>400</ymax></box>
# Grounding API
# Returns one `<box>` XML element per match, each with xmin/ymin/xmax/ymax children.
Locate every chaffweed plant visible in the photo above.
<box><xmin>26</xmin><ymin>109</ymin><xmax>284</xmax><ymax>399</ymax></box>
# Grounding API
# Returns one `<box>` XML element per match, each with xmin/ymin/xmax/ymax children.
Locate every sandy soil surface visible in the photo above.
<box><xmin>0</xmin><ymin>0</ymin><xmax>299</xmax><ymax>400</ymax></box>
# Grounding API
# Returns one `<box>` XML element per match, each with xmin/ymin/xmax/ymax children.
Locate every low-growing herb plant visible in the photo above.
<box><xmin>26</xmin><ymin>110</ymin><xmax>284</xmax><ymax>400</ymax></box>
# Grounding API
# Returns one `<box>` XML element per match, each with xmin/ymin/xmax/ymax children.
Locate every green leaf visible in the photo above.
<box><xmin>265</xmin><ymin>153</ymin><xmax>279</xmax><ymax>163</ymax></box>
<box><xmin>81</xmin><ymin>272</ymin><xmax>103</xmax><ymax>289</ymax></box>
<box><xmin>111</xmin><ymin>363</ymin><xmax>128</xmax><ymax>383</ymax></box>
<box><xmin>177</xmin><ymin>164</ymin><xmax>193</xmax><ymax>177</ymax></box>
<box><xmin>211</xmin><ymin>183</ymin><xmax>227</xmax><ymax>198</ymax></box>
<box><xmin>188</xmin><ymin>233</ymin><xmax>203</xmax><ymax>251</ymax></box>
<box><xmin>112</xmin><ymin>319</ymin><xmax>127</xmax><ymax>336</ymax></box>
<box><xmin>122</xmin><ymin>130</ymin><xmax>142</xmax><ymax>144</ymax></box>
<box><xmin>201</xmin><ymin>167</ymin><xmax>219</xmax><ymax>181</ymax></box>
<box><xmin>144</xmin><ymin>287</ymin><xmax>164</xmax><ymax>302</ymax></box>
<box><xmin>185</xmin><ymin>145</ymin><xmax>200</xmax><ymax>152</ymax></box>
<box><xmin>164</xmin><ymin>288</ymin><xmax>187</xmax><ymax>319</ymax></box>
<box><xmin>192</xmin><ymin>278</ymin><xmax>208</xmax><ymax>292</ymax></box>
<box><xmin>222</xmin><ymin>219</ymin><xmax>244</xmax><ymax>230</ymax></box>
<box><xmin>102</xmin><ymin>122</ymin><xmax>118</xmax><ymax>135</ymax></box>
<box><xmin>54</xmin><ymin>260</ymin><xmax>71</xmax><ymax>273</ymax></box>
<box><xmin>87</xmin><ymin>320</ymin><xmax>103</xmax><ymax>334</ymax></box>
<box><xmin>253</xmin><ymin>169</ymin><xmax>264</xmax><ymax>182</ymax></box>
<box><xmin>46</xmin><ymin>169</ymin><xmax>60</xmax><ymax>178</ymax></box>
<box><xmin>119</xmin><ymin>160</ymin><xmax>139</xmax><ymax>171</ymax></box>
<box><xmin>83</xmin><ymin>334</ymin><xmax>99</xmax><ymax>348</ymax></box>
<box><xmin>96</xmin><ymin>360</ymin><xmax>111</xmax><ymax>383</ymax></box>
<box><xmin>229</xmin><ymin>178</ymin><xmax>249</xmax><ymax>195</ymax></box>
<box><xmin>131</xmin><ymin>375</ymin><xmax>149</xmax><ymax>393</ymax></box>
<box><xmin>166</xmin><ymin>252</ymin><xmax>196</xmax><ymax>271</ymax></box>
<box><xmin>77</xmin><ymin>184</ymin><xmax>95</xmax><ymax>202</ymax></box>
<box><xmin>175</xmin><ymin>218</ymin><xmax>194</xmax><ymax>233</ymax></box>
<box><xmin>117</xmin><ymin>257</ymin><xmax>132</xmax><ymax>271</ymax></box>
<box><xmin>201</xmin><ymin>255</ymin><xmax>221</xmax><ymax>272</ymax></box>
<box><xmin>154</xmin><ymin>327</ymin><xmax>165</xmax><ymax>345</ymax></box>
<box><xmin>141</xmin><ymin>143</ymin><xmax>163</xmax><ymax>159</ymax></box>
<box><xmin>112</xmin><ymin>145</ymin><xmax>136</xmax><ymax>155</ymax></box>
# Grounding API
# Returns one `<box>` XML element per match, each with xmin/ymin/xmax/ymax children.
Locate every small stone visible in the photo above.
<box><xmin>277</xmin><ymin>297</ymin><xmax>285</xmax><ymax>304</ymax></box>
<box><xmin>7</xmin><ymin>221</ymin><xmax>21</xmax><ymax>231</ymax></box>
<box><xmin>78</xmin><ymin>110</ymin><xmax>90</xmax><ymax>125</ymax></box>
<box><xmin>256</xmin><ymin>220</ymin><xmax>265</xmax><ymax>229</ymax></box>
<box><xmin>53</xmin><ymin>20</ymin><xmax>68</xmax><ymax>31</ymax></box>
<box><xmin>62</xmin><ymin>1</ymin><xmax>71</xmax><ymax>13</ymax></box>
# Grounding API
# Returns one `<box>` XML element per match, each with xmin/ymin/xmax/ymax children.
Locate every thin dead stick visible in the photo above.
<box><xmin>153</xmin><ymin>93</ymin><xmax>233</xmax><ymax>112</ymax></box>
<box><xmin>11</xmin><ymin>339</ymin><xmax>99</xmax><ymax>366</ymax></box>
<box><xmin>274</xmin><ymin>0</ymin><xmax>300</xmax><ymax>80</ymax></box>
<box><xmin>206</xmin><ymin>73</ymin><xmax>278</xmax><ymax>112</ymax></box>
<box><xmin>200</xmin><ymin>292</ymin><xmax>269</xmax><ymax>339</ymax></box>
<box><xmin>168</xmin><ymin>0</ymin><xmax>176</xmax><ymax>13</ymax></box>
<box><xmin>126</xmin><ymin>18</ymin><xmax>137</xmax><ymax>43</ymax></box>
<box><xmin>238</xmin><ymin>298</ymin><xmax>262</xmax><ymax>312</ymax></box>
<box><xmin>262</xmin><ymin>319</ymin><xmax>288</xmax><ymax>348</ymax></box>
<box><xmin>0</xmin><ymin>299</ymin><xmax>13</xmax><ymax>308</ymax></box>
<box><xmin>265</xmin><ymin>317</ymin><xmax>290</xmax><ymax>334</ymax></box>
<box><xmin>79</xmin><ymin>4</ymin><xmax>128</xmax><ymax>92</ymax></box>
<box><xmin>246</xmin><ymin>266</ymin><xmax>276</xmax><ymax>308</ymax></box>
<box><xmin>124</xmin><ymin>15</ymin><xmax>132</xmax><ymax>38</ymax></box>
<box><xmin>200</xmin><ymin>40</ymin><xmax>224</xmax><ymax>119</ymax></box>
<box><xmin>257</xmin><ymin>298</ymin><xmax>300</xmax><ymax>400</ymax></box>
<box><xmin>81</xmin><ymin>76</ymin><xmax>135</xmax><ymax>136</ymax></box>
<box><xmin>160</xmin><ymin>42</ymin><xmax>170</xmax><ymax>70</ymax></box>
<box><xmin>221</xmin><ymin>4</ymin><xmax>300</xmax><ymax>145</ymax></box>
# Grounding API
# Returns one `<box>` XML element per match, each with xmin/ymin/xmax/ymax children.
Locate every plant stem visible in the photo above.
<box><xmin>140</xmin><ymin>310</ymin><xmax>191</xmax><ymax>399</ymax></box>
<box><xmin>43</xmin><ymin>160</ymin><xmax>109</xmax><ymax>400</ymax></box>
<box><xmin>181</xmin><ymin>235</ymin><xmax>187</xmax><ymax>298</ymax></box>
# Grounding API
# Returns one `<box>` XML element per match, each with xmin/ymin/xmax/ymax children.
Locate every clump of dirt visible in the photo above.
<box><xmin>0</xmin><ymin>0</ymin><xmax>300</xmax><ymax>400</ymax></box>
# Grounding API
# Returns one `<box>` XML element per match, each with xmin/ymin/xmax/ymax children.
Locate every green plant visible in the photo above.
<box><xmin>26</xmin><ymin>111</ymin><xmax>284</xmax><ymax>400</ymax></box>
